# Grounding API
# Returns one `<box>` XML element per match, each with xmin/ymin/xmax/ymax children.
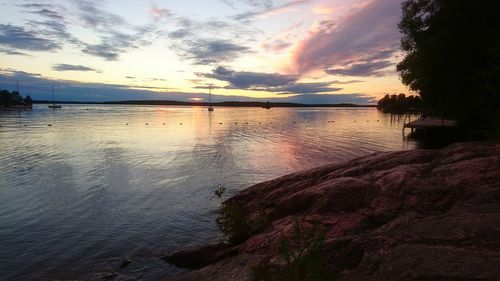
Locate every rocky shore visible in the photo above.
<box><xmin>162</xmin><ymin>142</ymin><xmax>500</xmax><ymax>281</ymax></box>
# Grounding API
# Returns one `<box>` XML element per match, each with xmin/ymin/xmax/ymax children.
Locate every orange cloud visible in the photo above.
<box><xmin>312</xmin><ymin>5</ymin><xmax>333</xmax><ymax>15</ymax></box>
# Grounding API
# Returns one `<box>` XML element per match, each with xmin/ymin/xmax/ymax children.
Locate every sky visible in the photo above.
<box><xmin>0</xmin><ymin>0</ymin><xmax>409</xmax><ymax>103</ymax></box>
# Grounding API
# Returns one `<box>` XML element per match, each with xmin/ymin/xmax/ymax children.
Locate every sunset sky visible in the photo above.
<box><xmin>0</xmin><ymin>0</ymin><xmax>409</xmax><ymax>103</ymax></box>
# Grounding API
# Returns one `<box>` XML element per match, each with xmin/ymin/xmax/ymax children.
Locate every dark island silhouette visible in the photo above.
<box><xmin>0</xmin><ymin>89</ymin><xmax>33</xmax><ymax>109</ymax></box>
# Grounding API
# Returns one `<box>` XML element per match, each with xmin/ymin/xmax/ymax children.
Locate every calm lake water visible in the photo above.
<box><xmin>0</xmin><ymin>105</ymin><xmax>416</xmax><ymax>280</ymax></box>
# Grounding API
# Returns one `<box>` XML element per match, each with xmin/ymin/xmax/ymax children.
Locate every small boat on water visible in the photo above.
<box><xmin>48</xmin><ymin>86</ymin><xmax>61</xmax><ymax>109</ymax></box>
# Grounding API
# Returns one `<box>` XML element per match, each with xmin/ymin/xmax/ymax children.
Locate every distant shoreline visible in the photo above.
<box><xmin>33</xmin><ymin>100</ymin><xmax>377</xmax><ymax>108</ymax></box>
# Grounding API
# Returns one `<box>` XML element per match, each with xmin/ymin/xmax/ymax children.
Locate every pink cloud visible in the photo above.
<box><xmin>292</xmin><ymin>0</ymin><xmax>402</xmax><ymax>75</ymax></box>
<box><xmin>262</xmin><ymin>39</ymin><xmax>292</xmax><ymax>52</ymax></box>
<box><xmin>148</xmin><ymin>5</ymin><xmax>171</xmax><ymax>19</ymax></box>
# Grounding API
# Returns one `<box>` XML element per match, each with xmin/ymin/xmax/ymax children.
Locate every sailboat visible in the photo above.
<box><xmin>208</xmin><ymin>85</ymin><xmax>214</xmax><ymax>112</ymax></box>
<box><xmin>48</xmin><ymin>86</ymin><xmax>61</xmax><ymax>109</ymax></box>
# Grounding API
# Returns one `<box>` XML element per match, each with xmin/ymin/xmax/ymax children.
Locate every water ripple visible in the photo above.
<box><xmin>0</xmin><ymin>105</ymin><xmax>415</xmax><ymax>281</ymax></box>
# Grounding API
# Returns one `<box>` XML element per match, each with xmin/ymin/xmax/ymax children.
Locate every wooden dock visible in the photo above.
<box><xmin>404</xmin><ymin>118</ymin><xmax>457</xmax><ymax>131</ymax></box>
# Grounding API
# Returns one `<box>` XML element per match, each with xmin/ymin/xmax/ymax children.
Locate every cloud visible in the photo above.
<box><xmin>275</xmin><ymin>82</ymin><xmax>342</xmax><ymax>94</ymax></box>
<box><xmin>292</xmin><ymin>0</ymin><xmax>401</xmax><ymax>75</ymax></box>
<box><xmin>0</xmin><ymin>68</ymin><xmax>42</xmax><ymax>78</ymax></box>
<box><xmin>203</xmin><ymin>66</ymin><xmax>297</xmax><ymax>88</ymax></box>
<box><xmin>0</xmin><ymin>48</ymin><xmax>30</xmax><ymax>56</ymax></box>
<box><xmin>167</xmin><ymin>18</ymin><xmax>235</xmax><ymax>40</ymax></box>
<box><xmin>148</xmin><ymin>5</ymin><xmax>172</xmax><ymax>19</ymax></box>
<box><xmin>74</xmin><ymin>0</ymin><xmax>127</xmax><ymax>31</ymax></box>
<box><xmin>329</xmin><ymin>79</ymin><xmax>364</xmax><ymax>84</ymax></box>
<box><xmin>18</xmin><ymin>4</ymin><xmax>54</xmax><ymax>10</ymax></box>
<box><xmin>221</xmin><ymin>0</ymin><xmax>273</xmax><ymax>10</ymax></box>
<box><xmin>284</xmin><ymin>93</ymin><xmax>376</xmax><ymax>104</ymax></box>
<box><xmin>52</xmin><ymin>64</ymin><xmax>100</xmax><ymax>72</ymax></box>
<box><xmin>72</xmin><ymin>0</ymin><xmax>157</xmax><ymax>60</ymax></box>
<box><xmin>233</xmin><ymin>0</ymin><xmax>312</xmax><ymax>21</ymax></box>
<box><xmin>0</xmin><ymin>68</ymin><xmax>374</xmax><ymax>104</ymax></box>
<box><xmin>311</xmin><ymin>5</ymin><xmax>333</xmax><ymax>15</ymax></box>
<box><xmin>0</xmin><ymin>24</ymin><xmax>61</xmax><ymax>51</ymax></box>
<box><xmin>0</xmin><ymin>68</ymin><xmax>173</xmax><ymax>101</ymax></box>
<box><xmin>163</xmin><ymin>10</ymin><xmax>258</xmax><ymax>65</ymax></box>
<box><xmin>325</xmin><ymin>60</ymin><xmax>395</xmax><ymax>77</ymax></box>
<box><xmin>262</xmin><ymin>39</ymin><xmax>292</xmax><ymax>52</ymax></box>
<box><xmin>175</xmin><ymin>39</ymin><xmax>251</xmax><ymax>65</ymax></box>
<box><xmin>14</xmin><ymin>3</ymin><xmax>87</xmax><ymax>57</ymax></box>
<box><xmin>80</xmin><ymin>28</ymin><xmax>151</xmax><ymax>60</ymax></box>
<box><xmin>201</xmin><ymin>66</ymin><xmax>345</xmax><ymax>94</ymax></box>
<box><xmin>82</xmin><ymin>43</ymin><xmax>119</xmax><ymax>60</ymax></box>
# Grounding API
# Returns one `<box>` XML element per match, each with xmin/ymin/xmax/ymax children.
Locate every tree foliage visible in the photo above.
<box><xmin>377</xmin><ymin>93</ymin><xmax>422</xmax><ymax>113</ymax></box>
<box><xmin>397</xmin><ymin>0</ymin><xmax>500</xmax><ymax>137</ymax></box>
<box><xmin>1</xmin><ymin>89</ymin><xmax>32</xmax><ymax>107</ymax></box>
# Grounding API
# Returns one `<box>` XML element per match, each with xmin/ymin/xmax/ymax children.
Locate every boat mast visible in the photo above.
<box><xmin>209</xmin><ymin>84</ymin><xmax>212</xmax><ymax>106</ymax></box>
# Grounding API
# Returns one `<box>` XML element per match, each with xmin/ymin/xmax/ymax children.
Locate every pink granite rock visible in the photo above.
<box><xmin>164</xmin><ymin>142</ymin><xmax>500</xmax><ymax>281</ymax></box>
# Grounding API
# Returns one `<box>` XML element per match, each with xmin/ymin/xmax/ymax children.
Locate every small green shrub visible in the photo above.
<box><xmin>215</xmin><ymin>200</ymin><xmax>269</xmax><ymax>245</ymax></box>
<box><xmin>214</xmin><ymin>185</ymin><xmax>226</xmax><ymax>204</ymax></box>
<box><xmin>250</xmin><ymin>221</ymin><xmax>338</xmax><ymax>281</ymax></box>
<box><xmin>216</xmin><ymin>201</ymin><xmax>253</xmax><ymax>244</ymax></box>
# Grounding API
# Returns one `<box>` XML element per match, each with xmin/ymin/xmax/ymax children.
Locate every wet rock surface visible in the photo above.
<box><xmin>164</xmin><ymin>142</ymin><xmax>500</xmax><ymax>281</ymax></box>
<box><xmin>161</xmin><ymin>243</ymin><xmax>239</xmax><ymax>269</ymax></box>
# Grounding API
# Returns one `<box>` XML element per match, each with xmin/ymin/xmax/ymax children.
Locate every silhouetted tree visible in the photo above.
<box><xmin>25</xmin><ymin>95</ymin><xmax>32</xmax><ymax>106</ymax></box>
<box><xmin>1</xmin><ymin>89</ymin><xmax>13</xmax><ymax>106</ymax></box>
<box><xmin>397</xmin><ymin>0</ymin><xmax>500</xmax><ymax>138</ymax></box>
<box><xmin>0</xmin><ymin>89</ymin><xmax>33</xmax><ymax>107</ymax></box>
<box><xmin>377</xmin><ymin>93</ymin><xmax>422</xmax><ymax>113</ymax></box>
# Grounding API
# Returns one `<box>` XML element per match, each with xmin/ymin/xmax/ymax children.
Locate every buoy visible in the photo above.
<box><xmin>292</xmin><ymin>121</ymin><xmax>296</xmax><ymax>123</ymax></box>
<box><xmin>180</xmin><ymin>123</ymin><xmax>183</xmax><ymax>125</ymax></box>
<box><xmin>24</xmin><ymin>124</ymin><xmax>27</xmax><ymax>126</ymax></box>
<box><xmin>377</xmin><ymin>120</ymin><xmax>379</xmax><ymax>122</ymax></box>
<box><xmin>235</xmin><ymin>122</ymin><xmax>238</xmax><ymax>124</ymax></box>
<box><xmin>48</xmin><ymin>124</ymin><xmax>52</xmax><ymax>126</ymax></box>
<box><xmin>219</xmin><ymin>122</ymin><xmax>222</xmax><ymax>125</ymax></box>
<box><xmin>163</xmin><ymin>123</ymin><xmax>165</xmax><ymax>125</ymax></box>
<box><xmin>259</xmin><ymin>122</ymin><xmax>261</xmax><ymax>124</ymax></box>
<box><xmin>126</xmin><ymin>123</ymin><xmax>128</xmax><ymax>125</ymax></box>
<box><xmin>146</xmin><ymin>123</ymin><xmax>149</xmax><ymax>125</ymax></box>
<box><xmin>245</xmin><ymin>122</ymin><xmax>248</xmax><ymax>124</ymax></box>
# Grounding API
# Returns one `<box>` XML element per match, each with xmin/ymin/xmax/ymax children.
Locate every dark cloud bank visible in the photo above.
<box><xmin>52</xmin><ymin>64</ymin><xmax>100</xmax><ymax>72</ymax></box>
<box><xmin>201</xmin><ymin>66</ymin><xmax>354</xmax><ymax>95</ymax></box>
<box><xmin>0</xmin><ymin>68</ymin><xmax>374</xmax><ymax>104</ymax></box>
